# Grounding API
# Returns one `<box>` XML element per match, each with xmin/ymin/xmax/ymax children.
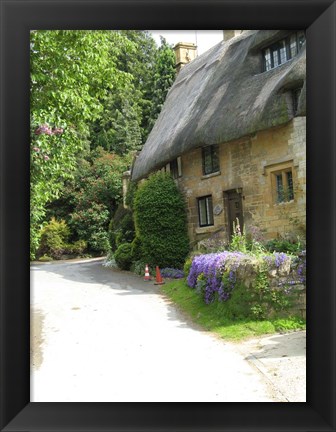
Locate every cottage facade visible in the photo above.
<box><xmin>131</xmin><ymin>30</ymin><xmax>306</xmax><ymax>247</ymax></box>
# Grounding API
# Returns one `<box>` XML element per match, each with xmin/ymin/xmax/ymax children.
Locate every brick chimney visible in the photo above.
<box><xmin>173</xmin><ymin>42</ymin><xmax>197</xmax><ymax>73</ymax></box>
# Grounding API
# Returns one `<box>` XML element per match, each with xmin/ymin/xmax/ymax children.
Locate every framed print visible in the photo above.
<box><xmin>0</xmin><ymin>0</ymin><xmax>335</xmax><ymax>431</ymax></box>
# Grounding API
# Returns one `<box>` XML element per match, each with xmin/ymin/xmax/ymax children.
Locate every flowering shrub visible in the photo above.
<box><xmin>296</xmin><ymin>251</ymin><xmax>306</xmax><ymax>284</ymax></box>
<box><xmin>114</xmin><ymin>243</ymin><xmax>133</xmax><ymax>270</ymax></box>
<box><xmin>229</xmin><ymin>219</ymin><xmax>247</xmax><ymax>253</ymax></box>
<box><xmin>187</xmin><ymin>252</ymin><xmax>247</xmax><ymax>304</ymax></box>
<box><xmin>263</xmin><ymin>252</ymin><xmax>291</xmax><ymax>268</ymax></box>
<box><xmin>186</xmin><ymin>250</ymin><xmax>306</xmax><ymax>319</ymax></box>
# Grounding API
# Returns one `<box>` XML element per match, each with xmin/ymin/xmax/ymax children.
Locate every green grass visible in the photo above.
<box><xmin>161</xmin><ymin>279</ymin><xmax>306</xmax><ymax>342</ymax></box>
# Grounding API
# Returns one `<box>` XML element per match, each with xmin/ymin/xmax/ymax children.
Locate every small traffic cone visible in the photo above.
<box><xmin>154</xmin><ymin>266</ymin><xmax>165</xmax><ymax>285</ymax></box>
<box><xmin>144</xmin><ymin>264</ymin><xmax>151</xmax><ymax>281</ymax></box>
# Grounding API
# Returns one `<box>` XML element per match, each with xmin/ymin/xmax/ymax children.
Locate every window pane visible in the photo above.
<box><xmin>199</xmin><ymin>199</ymin><xmax>207</xmax><ymax>226</ymax></box>
<box><xmin>287</xmin><ymin>171</ymin><xmax>294</xmax><ymax>200</ymax></box>
<box><xmin>264</xmin><ymin>48</ymin><xmax>271</xmax><ymax>71</ymax></box>
<box><xmin>170</xmin><ymin>159</ymin><xmax>178</xmax><ymax>179</ymax></box>
<box><xmin>198</xmin><ymin>196</ymin><xmax>214</xmax><ymax>226</ymax></box>
<box><xmin>276</xmin><ymin>174</ymin><xmax>284</xmax><ymax>202</ymax></box>
<box><xmin>290</xmin><ymin>34</ymin><xmax>297</xmax><ymax>58</ymax></box>
<box><xmin>212</xmin><ymin>145</ymin><xmax>220</xmax><ymax>172</ymax></box>
<box><xmin>203</xmin><ymin>145</ymin><xmax>219</xmax><ymax>175</ymax></box>
<box><xmin>272</xmin><ymin>47</ymin><xmax>279</xmax><ymax>68</ymax></box>
<box><xmin>279</xmin><ymin>40</ymin><xmax>287</xmax><ymax>64</ymax></box>
<box><xmin>203</xmin><ymin>147</ymin><xmax>212</xmax><ymax>175</ymax></box>
<box><xmin>206</xmin><ymin>197</ymin><xmax>214</xmax><ymax>225</ymax></box>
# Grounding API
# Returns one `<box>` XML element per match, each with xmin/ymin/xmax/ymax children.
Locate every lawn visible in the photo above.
<box><xmin>161</xmin><ymin>279</ymin><xmax>306</xmax><ymax>342</ymax></box>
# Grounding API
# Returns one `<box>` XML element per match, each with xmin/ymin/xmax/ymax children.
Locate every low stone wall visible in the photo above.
<box><xmin>187</xmin><ymin>251</ymin><xmax>306</xmax><ymax>319</ymax></box>
<box><xmin>226</xmin><ymin>252</ymin><xmax>306</xmax><ymax>319</ymax></box>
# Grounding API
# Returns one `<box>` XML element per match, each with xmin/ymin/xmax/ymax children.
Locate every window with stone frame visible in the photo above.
<box><xmin>262</xmin><ymin>31</ymin><xmax>305</xmax><ymax>72</ymax></box>
<box><xmin>271</xmin><ymin>167</ymin><xmax>295</xmax><ymax>203</ymax></box>
<box><xmin>198</xmin><ymin>195</ymin><xmax>214</xmax><ymax>227</ymax></box>
<box><xmin>202</xmin><ymin>145</ymin><xmax>220</xmax><ymax>175</ymax></box>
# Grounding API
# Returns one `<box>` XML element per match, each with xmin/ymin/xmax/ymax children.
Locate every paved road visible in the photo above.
<box><xmin>30</xmin><ymin>259</ymin><xmax>298</xmax><ymax>402</ymax></box>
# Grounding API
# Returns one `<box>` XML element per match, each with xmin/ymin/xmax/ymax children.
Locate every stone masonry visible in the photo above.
<box><xmin>177</xmin><ymin>117</ymin><xmax>306</xmax><ymax>247</ymax></box>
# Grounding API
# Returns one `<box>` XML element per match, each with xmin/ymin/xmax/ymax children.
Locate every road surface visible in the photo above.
<box><xmin>30</xmin><ymin>258</ymin><xmax>305</xmax><ymax>402</ymax></box>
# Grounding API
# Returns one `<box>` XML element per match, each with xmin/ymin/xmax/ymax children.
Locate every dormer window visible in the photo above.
<box><xmin>262</xmin><ymin>31</ymin><xmax>305</xmax><ymax>72</ymax></box>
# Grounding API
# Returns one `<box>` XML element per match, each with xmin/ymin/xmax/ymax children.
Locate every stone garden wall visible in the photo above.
<box><xmin>187</xmin><ymin>251</ymin><xmax>306</xmax><ymax>320</ymax></box>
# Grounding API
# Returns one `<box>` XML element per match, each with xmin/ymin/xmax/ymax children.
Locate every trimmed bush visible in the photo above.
<box><xmin>114</xmin><ymin>243</ymin><xmax>133</xmax><ymax>270</ymax></box>
<box><xmin>131</xmin><ymin>236</ymin><xmax>143</xmax><ymax>261</ymax></box>
<box><xmin>133</xmin><ymin>172</ymin><xmax>189</xmax><ymax>268</ymax></box>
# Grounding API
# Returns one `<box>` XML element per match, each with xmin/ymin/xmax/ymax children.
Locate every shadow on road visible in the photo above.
<box><xmin>242</xmin><ymin>332</ymin><xmax>306</xmax><ymax>360</ymax></box>
<box><xmin>31</xmin><ymin>259</ymin><xmax>204</xmax><ymax>332</ymax></box>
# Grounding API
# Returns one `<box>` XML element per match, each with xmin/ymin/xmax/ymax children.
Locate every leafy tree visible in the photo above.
<box><xmin>30</xmin><ymin>30</ymin><xmax>176</xmax><ymax>259</ymax></box>
<box><xmin>89</xmin><ymin>31</ymin><xmax>176</xmax><ymax>153</ymax></box>
<box><xmin>148</xmin><ymin>37</ymin><xmax>176</xmax><ymax>132</ymax></box>
<box><xmin>118</xmin><ymin>31</ymin><xmax>158</xmax><ymax>140</ymax></box>
<box><xmin>30</xmin><ymin>30</ymin><xmax>132</xmax><ymax>258</ymax></box>
<box><xmin>91</xmin><ymin>85</ymin><xmax>142</xmax><ymax>155</ymax></box>
<box><xmin>46</xmin><ymin>148</ymin><xmax>132</xmax><ymax>253</ymax></box>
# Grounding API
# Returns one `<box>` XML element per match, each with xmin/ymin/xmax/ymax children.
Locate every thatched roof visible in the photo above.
<box><xmin>131</xmin><ymin>30</ymin><xmax>306</xmax><ymax>181</ymax></box>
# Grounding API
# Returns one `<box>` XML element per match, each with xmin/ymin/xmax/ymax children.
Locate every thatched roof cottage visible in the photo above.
<box><xmin>131</xmin><ymin>30</ymin><xmax>306</xmax><ymax>246</ymax></box>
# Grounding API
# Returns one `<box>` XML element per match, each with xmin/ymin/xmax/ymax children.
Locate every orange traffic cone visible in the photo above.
<box><xmin>154</xmin><ymin>266</ymin><xmax>165</xmax><ymax>285</ymax></box>
<box><xmin>144</xmin><ymin>264</ymin><xmax>151</xmax><ymax>281</ymax></box>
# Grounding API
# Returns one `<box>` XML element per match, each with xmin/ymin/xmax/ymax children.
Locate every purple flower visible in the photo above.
<box><xmin>274</xmin><ymin>252</ymin><xmax>288</xmax><ymax>268</ymax></box>
<box><xmin>187</xmin><ymin>251</ymin><xmax>247</xmax><ymax>303</ymax></box>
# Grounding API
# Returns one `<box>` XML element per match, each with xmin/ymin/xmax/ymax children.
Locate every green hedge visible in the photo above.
<box><xmin>133</xmin><ymin>172</ymin><xmax>189</xmax><ymax>268</ymax></box>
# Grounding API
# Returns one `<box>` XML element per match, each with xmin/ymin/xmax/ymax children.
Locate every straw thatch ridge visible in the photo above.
<box><xmin>131</xmin><ymin>30</ymin><xmax>306</xmax><ymax>181</ymax></box>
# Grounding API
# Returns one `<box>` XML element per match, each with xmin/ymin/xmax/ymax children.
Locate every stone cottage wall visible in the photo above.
<box><xmin>178</xmin><ymin>117</ymin><xmax>306</xmax><ymax>246</ymax></box>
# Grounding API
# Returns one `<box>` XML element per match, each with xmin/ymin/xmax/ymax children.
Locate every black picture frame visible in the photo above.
<box><xmin>0</xmin><ymin>0</ymin><xmax>335</xmax><ymax>431</ymax></box>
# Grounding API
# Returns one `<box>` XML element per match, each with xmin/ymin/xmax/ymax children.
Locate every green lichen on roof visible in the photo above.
<box><xmin>132</xmin><ymin>30</ymin><xmax>306</xmax><ymax>181</ymax></box>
